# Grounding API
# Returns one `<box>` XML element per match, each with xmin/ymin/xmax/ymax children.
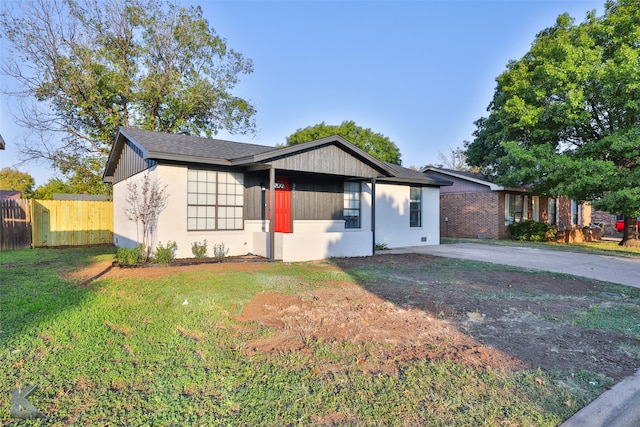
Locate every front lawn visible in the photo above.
<box><xmin>2</xmin><ymin>247</ymin><xmax>636</xmax><ymax>426</ymax></box>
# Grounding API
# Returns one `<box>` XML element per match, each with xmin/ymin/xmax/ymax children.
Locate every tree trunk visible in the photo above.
<box><xmin>620</xmin><ymin>215</ymin><xmax>640</xmax><ymax>247</ymax></box>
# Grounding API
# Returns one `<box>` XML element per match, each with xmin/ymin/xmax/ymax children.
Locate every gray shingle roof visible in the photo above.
<box><xmin>120</xmin><ymin>127</ymin><xmax>277</xmax><ymax>161</ymax></box>
<box><xmin>382</xmin><ymin>163</ymin><xmax>453</xmax><ymax>187</ymax></box>
<box><xmin>104</xmin><ymin>127</ymin><xmax>452</xmax><ymax>187</ymax></box>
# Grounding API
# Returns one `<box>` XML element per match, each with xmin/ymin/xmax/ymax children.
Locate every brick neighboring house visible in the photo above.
<box><xmin>0</xmin><ymin>190</ymin><xmax>22</xmax><ymax>200</ymax></box>
<box><xmin>422</xmin><ymin>168</ymin><xmax>590</xmax><ymax>240</ymax></box>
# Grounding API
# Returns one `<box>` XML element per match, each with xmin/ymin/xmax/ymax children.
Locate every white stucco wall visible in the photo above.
<box><xmin>112</xmin><ymin>165</ymin><xmax>440</xmax><ymax>262</ymax></box>
<box><xmin>279</xmin><ymin>230</ymin><xmax>373</xmax><ymax>262</ymax></box>
<box><xmin>112</xmin><ymin>166</ymin><xmax>160</xmax><ymax>249</ymax></box>
<box><xmin>374</xmin><ymin>183</ymin><xmax>440</xmax><ymax>248</ymax></box>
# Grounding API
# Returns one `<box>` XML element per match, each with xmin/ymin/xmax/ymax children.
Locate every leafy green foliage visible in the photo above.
<box><xmin>153</xmin><ymin>241</ymin><xmax>177</xmax><ymax>264</ymax></box>
<box><xmin>509</xmin><ymin>220</ymin><xmax>558</xmax><ymax>242</ymax></box>
<box><xmin>212</xmin><ymin>242</ymin><xmax>229</xmax><ymax>259</ymax></box>
<box><xmin>374</xmin><ymin>242</ymin><xmax>389</xmax><ymax>250</ymax></box>
<box><xmin>0</xmin><ymin>167</ymin><xmax>35</xmax><ymax>197</ymax></box>
<box><xmin>191</xmin><ymin>240</ymin><xmax>208</xmax><ymax>259</ymax></box>
<box><xmin>465</xmin><ymin>1</ymin><xmax>640</xmax><ymax>245</ymax></box>
<box><xmin>1</xmin><ymin>0</ymin><xmax>256</xmax><ymax>194</ymax></box>
<box><xmin>116</xmin><ymin>246</ymin><xmax>142</xmax><ymax>265</ymax></box>
<box><xmin>32</xmin><ymin>178</ymin><xmax>73</xmax><ymax>200</ymax></box>
<box><xmin>286</xmin><ymin>120</ymin><xmax>402</xmax><ymax>164</ymax></box>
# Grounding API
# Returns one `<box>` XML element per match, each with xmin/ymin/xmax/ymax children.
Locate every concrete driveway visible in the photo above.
<box><xmin>384</xmin><ymin>242</ymin><xmax>640</xmax><ymax>289</ymax></box>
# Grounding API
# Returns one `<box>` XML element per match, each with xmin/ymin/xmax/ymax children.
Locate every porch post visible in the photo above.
<box><xmin>269</xmin><ymin>167</ymin><xmax>275</xmax><ymax>260</ymax></box>
<box><xmin>371</xmin><ymin>178</ymin><xmax>376</xmax><ymax>255</ymax></box>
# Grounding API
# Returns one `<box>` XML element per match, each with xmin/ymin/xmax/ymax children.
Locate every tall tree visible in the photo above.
<box><xmin>1</xmin><ymin>0</ymin><xmax>256</xmax><ymax>193</ymax></box>
<box><xmin>285</xmin><ymin>121</ymin><xmax>402</xmax><ymax>164</ymax></box>
<box><xmin>435</xmin><ymin>146</ymin><xmax>477</xmax><ymax>172</ymax></box>
<box><xmin>0</xmin><ymin>167</ymin><xmax>35</xmax><ymax>197</ymax></box>
<box><xmin>465</xmin><ymin>0</ymin><xmax>640</xmax><ymax>246</ymax></box>
<box><xmin>32</xmin><ymin>178</ymin><xmax>73</xmax><ymax>200</ymax></box>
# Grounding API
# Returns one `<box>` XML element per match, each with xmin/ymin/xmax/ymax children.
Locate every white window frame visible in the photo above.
<box><xmin>410</xmin><ymin>187</ymin><xmax>422</xmax><ymax>228</ymax></box>
<box><xmin>571</xmin><ymin>200</ymin><xmax>580</xmax><ymax>226</ymax></box>
<box><xmin>505</xmin><ymin>193</ymin><xmax>525</xmax><ymax>225</ymax></box>
<box><xmin>548</xmin><ymin>198</ymin><xmax>557</xmax><ymax>225</ymax></box>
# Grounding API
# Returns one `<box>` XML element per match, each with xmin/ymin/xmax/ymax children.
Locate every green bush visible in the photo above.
<box><xmin>116</xmin><ymin>245</ymin><xmax>142</xmax><ymax>265</ymax></box>
<box><xmin>508</xmin><ymin>220</ymin><xmax>557</xmax><ymax>242</ymax></box>
<box><xmin>212</xmin><ymin>242</ymin><xmax>229</xmax><ymax>259</ymax></box>
<box><xmin>154</xmin><ymin>241</ymin><xmax>177</xmax><ymax>264</ymax></box>
<box><xmin>191</xmin><ymin>240</ymin><xmax>208</xmax><ymax>259</ymax></box>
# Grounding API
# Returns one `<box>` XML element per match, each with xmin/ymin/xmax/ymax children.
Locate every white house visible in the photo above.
<box><xmin>103</xmin><ymin>128</ymin><xmax>451</xmax><ymax>262</ymax></box>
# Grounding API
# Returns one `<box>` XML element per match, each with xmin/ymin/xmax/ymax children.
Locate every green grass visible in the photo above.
<box><xmin>0</xmin><ymin>247</ymin><xmax>616</xmax><ymax>426</ymax></box>
<box><xmin>569</xmin><ymin>303</ymin><xmax>640</xmax><ymax>338</ymax></box>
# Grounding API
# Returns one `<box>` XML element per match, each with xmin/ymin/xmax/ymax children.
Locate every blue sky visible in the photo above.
<box><xmin>1</xmin><ymin>0</ymin><xmax>603</xmax><ymax>185</ymax></box>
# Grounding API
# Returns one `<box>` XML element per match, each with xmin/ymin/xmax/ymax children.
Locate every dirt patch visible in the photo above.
<box><xmin>237</xmin><ymin>288</ymin><xmax>525</xmax><ymax>375</ymax></box>
<box><xmin>66</xmin><ymin>258</ymin><xmax>267</xmax><ymax>283</ymax></box>
<box><xmin>333</xmin><ymin>253</ymin><xmax>640</xmax><ymax>381</ymax></box>
<box><xmin>71</xmin><ymin>252</ymin><xmax>640</xmax><ymax>381</ymax></box>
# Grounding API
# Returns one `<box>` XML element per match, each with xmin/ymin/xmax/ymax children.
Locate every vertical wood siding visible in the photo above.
<box><xmin>114</xmin><ymin>140</ymin><xmax>155</xmax><ymax>183</ymax></box>
<box><xmin>292</xmin><ymin>175</ymin><xmax>343</xmax><ymax>220</ymax></box>
<box><xmin>268</xmin><ymin>145</ymin><xmax>381</xmax><ymax>177</ymax></box>
<box><xmin>31</xmin><ymin>200</ymin><xmax>113</xmax><ymax>247</ymax></box>
<box><xmin>244</xmin><ymin>171</ymin><xmax>344</xmax><ymax>222</ymax></box>
<box><xmin>0</xmin><ymin>199</ymin><xmax>32</xmax><ymax>250</ymax></box>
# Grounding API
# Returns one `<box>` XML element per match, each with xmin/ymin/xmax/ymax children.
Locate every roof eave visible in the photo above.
<box><xmin>422</xmin><ymin>167</ymin><xmax>504</xmax><ymax>191</ymax></box>
<box><xmin>148</xmin><ymin>152</ymin><xmax>232</xmax><ymax>166</ymax></box>
<box><xmin>376</xmin><ymin>176</ymin><xmax>453</xmax><ymax>187</ymax></box>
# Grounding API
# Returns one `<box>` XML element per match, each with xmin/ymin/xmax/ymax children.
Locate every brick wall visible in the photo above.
<box><xmin>592</xmin><ymin>209</ymin><xmax>618</xmax><ymax>234</ymax></box>
<box><xmin>440</xmin><ymin>192</ymin><xmax>501</xmax><ymax>239</ymax></box>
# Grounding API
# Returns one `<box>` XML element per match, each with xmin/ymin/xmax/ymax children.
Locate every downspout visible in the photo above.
<box><xmin>371</xmin><ymin>178</ymin><xmax>376</xmax><ymax>255</ymax></box>
<box><xmin>269</xmin><ymin>167</ymin><xmax>275</xmax><ymax>260</ymax></box>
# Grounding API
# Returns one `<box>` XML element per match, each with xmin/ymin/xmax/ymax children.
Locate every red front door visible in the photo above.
<box><xmin>274</xmin><ymin>177</ymin><xmax>291</xmax><ymax>233</ymax></box>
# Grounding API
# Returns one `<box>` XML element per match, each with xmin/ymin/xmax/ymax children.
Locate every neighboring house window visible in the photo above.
<box><xmin>187</xmin><ymin>170</ymin><xmax>244</xmax><ymax>230</ymax></box>
<box><xmin>410</xmin><ymin>187</ymin><xmax>422</xmax><ymax>228</ymax></box>
<box><xmin>571</xmin><ymin>200</ymin><xmax>580</xmax><ymax>226</ymax></box>
<box><xmin>343</xmin><ymin>181</ymin><xmax>361</xmax><ymax>229</ymax></box>
<box><xmin>532</xmin><ymin>196</ymin><xmax>540</xmax><ymax>221</ymax></box>
<box><xmin>505</xmin><ymin>193</ymin><xmax>524</xmax><ymax>225</ymax></box>
<box><xmin>548</xmin><ymin>198</ymin><xmax>557</xmax><ymax>225</ymax></box>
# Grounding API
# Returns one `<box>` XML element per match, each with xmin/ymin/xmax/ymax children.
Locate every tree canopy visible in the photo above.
<box><xmin>285</xmin><ymin>121</ymin><xmax>402</xmax><ymax>164</ymax></box>
<box><xmin>0</xmin><ymin>167</ymin><xmax>35</xmax><ymax>197</ymax></box>
<box><xmin>465</xmin><ymin>0</ymin><xmax>640</xmax><ymax>246</ymax></box>
<box><xmin>1</xmin><ymin>0</ymin><xmax>256</xmax><ymax>194</ymax></box>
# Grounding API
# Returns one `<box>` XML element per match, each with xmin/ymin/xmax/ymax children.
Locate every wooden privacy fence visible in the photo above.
<box><xmin>0</xmin><ymin>199</ymin><xmax>113</xmax><ymax>250</ymax></box>
<box><xmin>0</xmin><ymin>199</ymin><xmax>32</xmax><ymax>250</ymax></box>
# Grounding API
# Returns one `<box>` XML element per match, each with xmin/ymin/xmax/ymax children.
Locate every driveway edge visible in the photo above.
<box><xmin>560</xmin><ymin>367</ymin><xmax>640</xmax><ymax>427</ymax></box>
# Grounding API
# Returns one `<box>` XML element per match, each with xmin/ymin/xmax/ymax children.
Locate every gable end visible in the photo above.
<box><xmin>112</xmin><ymin>139</ymin><xmax>156</xmax><ymax>184</ymax></box>
<box><xmin>264</xmin><ymin>144</ymin><xmax>384</xmax><ymax>178</ymax></box>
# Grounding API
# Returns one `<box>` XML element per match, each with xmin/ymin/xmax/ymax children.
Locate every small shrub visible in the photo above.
<box><xmin>212</xmin><ymin>242</ymin><xmax>229</xmax><ymax>259</ymax></box>
<box><xmin>509</xmin><ymin>220</ymin><xmax>557</xmax><ymax>242</ymax></box>
<box><xmin>191</xmin><ymin>240</ymin><xmax>208</xmax><ymax>259</ymax></box>
<box><xmin>116</xmin><ymin>245</ymin><xmax>142</xmax><ymax>265</ymax></box>
<box><xmin>375</xmin><ymin>242</ymin><xmax>389</xmax><ymax>250</ymax></box>
<box><xmin>153</xmin><ymin>241</ymin><xmax>177</xmax><ymax>264</ymax></box>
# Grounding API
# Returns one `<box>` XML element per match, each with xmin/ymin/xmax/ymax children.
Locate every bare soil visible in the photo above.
<box><xmin>75</xmin><ymin>253</ymin><xmax>640</xmax><ymax>382</ymax></box>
